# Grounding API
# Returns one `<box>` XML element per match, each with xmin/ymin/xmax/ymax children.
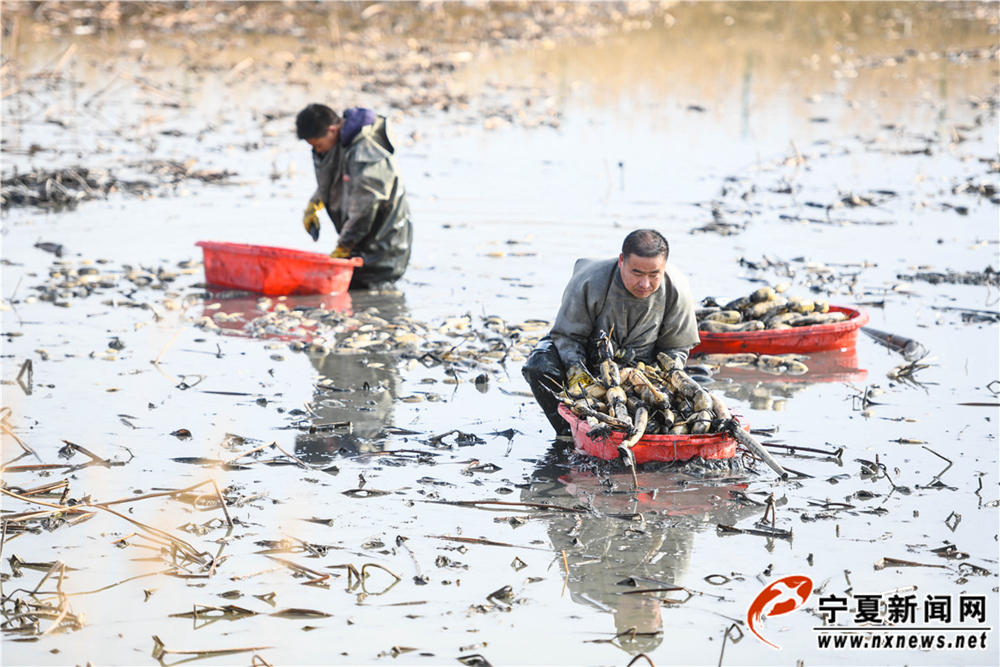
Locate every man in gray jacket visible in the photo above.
<box><xmin>296</xmin><ymin>104</ymin><xmax>413</xmax><ymax>289</ymax></box>
<box><xmin>522</xmin><ymin>229</ymin><xmax>700</xmax><ymax>435</ymax></box>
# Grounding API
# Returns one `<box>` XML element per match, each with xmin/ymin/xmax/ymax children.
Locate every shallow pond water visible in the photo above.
<box><xmin>2</xmin><ymin>3</ymin><xmax>999</xmax><ymax>666</ymax></box>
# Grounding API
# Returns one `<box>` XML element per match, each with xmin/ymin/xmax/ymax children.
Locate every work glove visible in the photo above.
<box><xmin>566</xmin><ymin>363</ymin><xmax>592</xmax><ymax>391</ymax></box>
<box><xmin>303</xmin><ymin>200</ymin><xmax>324</xmax><ymax>241</ymax></box>
<box><xmin>330</xmin><ymin>245</ymin><xmax>351</xmax><ymax>259</ymax></box>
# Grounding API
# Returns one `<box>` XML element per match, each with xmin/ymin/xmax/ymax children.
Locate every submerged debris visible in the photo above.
<box><xmin>1</xmin><ymin>162</ymin><xmax>237</xmax><ymax>210</ymax></box>
<box><xmin>897</xmin><ymin>268</ymin><xmax>999</xmax><ymax>287</ymax></box>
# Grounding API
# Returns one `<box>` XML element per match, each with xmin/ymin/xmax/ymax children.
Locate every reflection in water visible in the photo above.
<box><xmin>522</xmin><ymin>453</ymin><xmax>760</xmax><ymax>654</ymax></box>
<box><xmin>202</xmin><ymin>288</ymin><xmax>409</xmax><ymax>460</ymax></box>
<box><xmin>293</xmin><ymin>290</ymin><xmax>409</xmax><ymax>461</ymax></box>
<box><xmin>201</xmin><ymin>289</ymin><xmax>354</xmax><ymax>339</ymax></box>
<box><xmin>706</xmin><ymin>348</ymin><xmax>867</xmax><ymax>411</ymax></box>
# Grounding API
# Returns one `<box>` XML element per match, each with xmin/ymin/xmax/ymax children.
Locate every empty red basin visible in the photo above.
<box><xmin>197</xmin><ymin>241</ymin><xmax>363</xmax><ymax>296</ymax></box>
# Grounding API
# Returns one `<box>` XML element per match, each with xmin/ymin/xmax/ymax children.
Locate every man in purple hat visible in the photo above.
<box><xmin>296</xmin><ymin>104</ymin><xmax>413</xmax><ymax>289</ymax></box>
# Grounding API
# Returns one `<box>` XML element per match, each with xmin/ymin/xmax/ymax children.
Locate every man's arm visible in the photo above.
<box><xmin>549</xmin><ymin>263</ymin><xmax>601</xmax><ymax>370</ymax></box>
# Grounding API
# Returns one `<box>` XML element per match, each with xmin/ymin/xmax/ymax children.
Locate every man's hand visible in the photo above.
<box><xmin>303</xmin><ymin>200</ymin><xmax>324</xmax><ymax>241</ymax></box>
<box><xmin>656</xmin><ymin>351</ymin><xmax>680</xmax><ymax>373</ymax></box>
<box><xmin>330</xmin><ymin>245</ymin><xmax>351</xmax><ymax>259</ymax></box>
<box><xmin>566</xmin><ymin>363</ymin><xmax>592</xmax><ymax>391</ymax></box>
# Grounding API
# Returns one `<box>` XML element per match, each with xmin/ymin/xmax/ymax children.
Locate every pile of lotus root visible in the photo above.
<box><xmin>697</xmin><ymin>286</ymin><xmax>847</xmax><ymax>332</ymax></box>
<box><xmin>558</xmin><ymin>341</ymin><xmax>735</xmax><ymax>452</ymax></box>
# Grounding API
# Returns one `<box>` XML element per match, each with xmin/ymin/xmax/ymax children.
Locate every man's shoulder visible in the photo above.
<box><xmin>663</xmin><ymin>262</ymin><xmax>689</xmax><ymax>280</ymax></box>
<box><xmin>661</xmin><ymin>263</ymin><xmax>694</xmax><ymax>306</ymax></box>
<box><xmin>348</xmin><ymin>117</ymin><xmax>396</xmax><ymax>164</ymax></box>
<box><xmin>571</xmin><ymin>257</ymin><xmax>617</xmax><ymax>279</ymax></box>
<box><xmin>348</xmin><ymin>138</ymin><xmax>391</xmax><ymax>165</ymax></box>
<box><xmin>559</xmin><ymin>258</ymin><xmax>615</xmax><ymax>300</ymax></box>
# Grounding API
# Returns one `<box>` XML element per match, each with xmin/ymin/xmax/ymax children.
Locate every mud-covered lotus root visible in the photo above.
<box><xmin>557</xmin><ymin>355</ymin><xmax>733</xmax><ymax>440</ymax></box>
<box><xmin>698</xmin><ymin>287</ymin><xmax>843</xmax><ymax>331</ymax></box>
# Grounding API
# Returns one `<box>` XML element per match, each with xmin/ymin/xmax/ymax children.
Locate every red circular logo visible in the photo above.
<box><xmin>747</xmin><ymin>575</ymin><xmax>814</xmax><ymax>649</ymax></box>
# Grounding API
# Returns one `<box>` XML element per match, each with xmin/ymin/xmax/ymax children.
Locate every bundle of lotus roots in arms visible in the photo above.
<box><xmin>557</xmin><ymin>347</ymin><xmax>735</xmax><ymax>448</ymax></box>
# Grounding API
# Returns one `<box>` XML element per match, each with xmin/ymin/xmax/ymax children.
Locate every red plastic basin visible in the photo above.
<box><xmin>690</xmin><ymin>305</ymin><xmax>869</xmax><ymax>355</ymax></box>
<box><xmin>558</xmin><ymin>404</ymin><xmax>741</xmax><ymax>463</ymax></box>
<box><xmin>196</xmin><ymin>241</ymin><xmax>363</xmax><ymax>296</ymax></box>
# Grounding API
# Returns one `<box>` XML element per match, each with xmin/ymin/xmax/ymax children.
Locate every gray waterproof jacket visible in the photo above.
<box><xmin>550</xmin><ymin>257</ymin><xmax>700</xmax><ymax>368</ymax></box>
<box><xmin>311</xmin><ymin>116</ymin><xmax>412</xmax><ymax>286</ymax></box>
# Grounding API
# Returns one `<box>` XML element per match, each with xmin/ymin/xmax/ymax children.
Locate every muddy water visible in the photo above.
<box><xmin>3</xmin><ymin>3</ymin><xmax>999</xmax><ymax>666</ymax></box>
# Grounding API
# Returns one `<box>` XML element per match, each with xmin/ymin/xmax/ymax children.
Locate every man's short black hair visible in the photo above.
<box><xmin>296</xmin><ymin>104</ymin><xmax>342</xmax><ymax>140</ymax></box>
<box><xmin>622</xmin><ymin>229</ymin><xmax>669</xmax><ymax>261</ymax></box>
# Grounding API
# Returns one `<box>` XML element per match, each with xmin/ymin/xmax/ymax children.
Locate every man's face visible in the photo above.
<box><xmin>306</xmin><ymin>124</ymin><xmax>340</xmax><ymax>153</ymax></box>
<box><xmin>618</xmin><ymin>252</ymin><xmax>666</xmax><ymax>299</ymax></box>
